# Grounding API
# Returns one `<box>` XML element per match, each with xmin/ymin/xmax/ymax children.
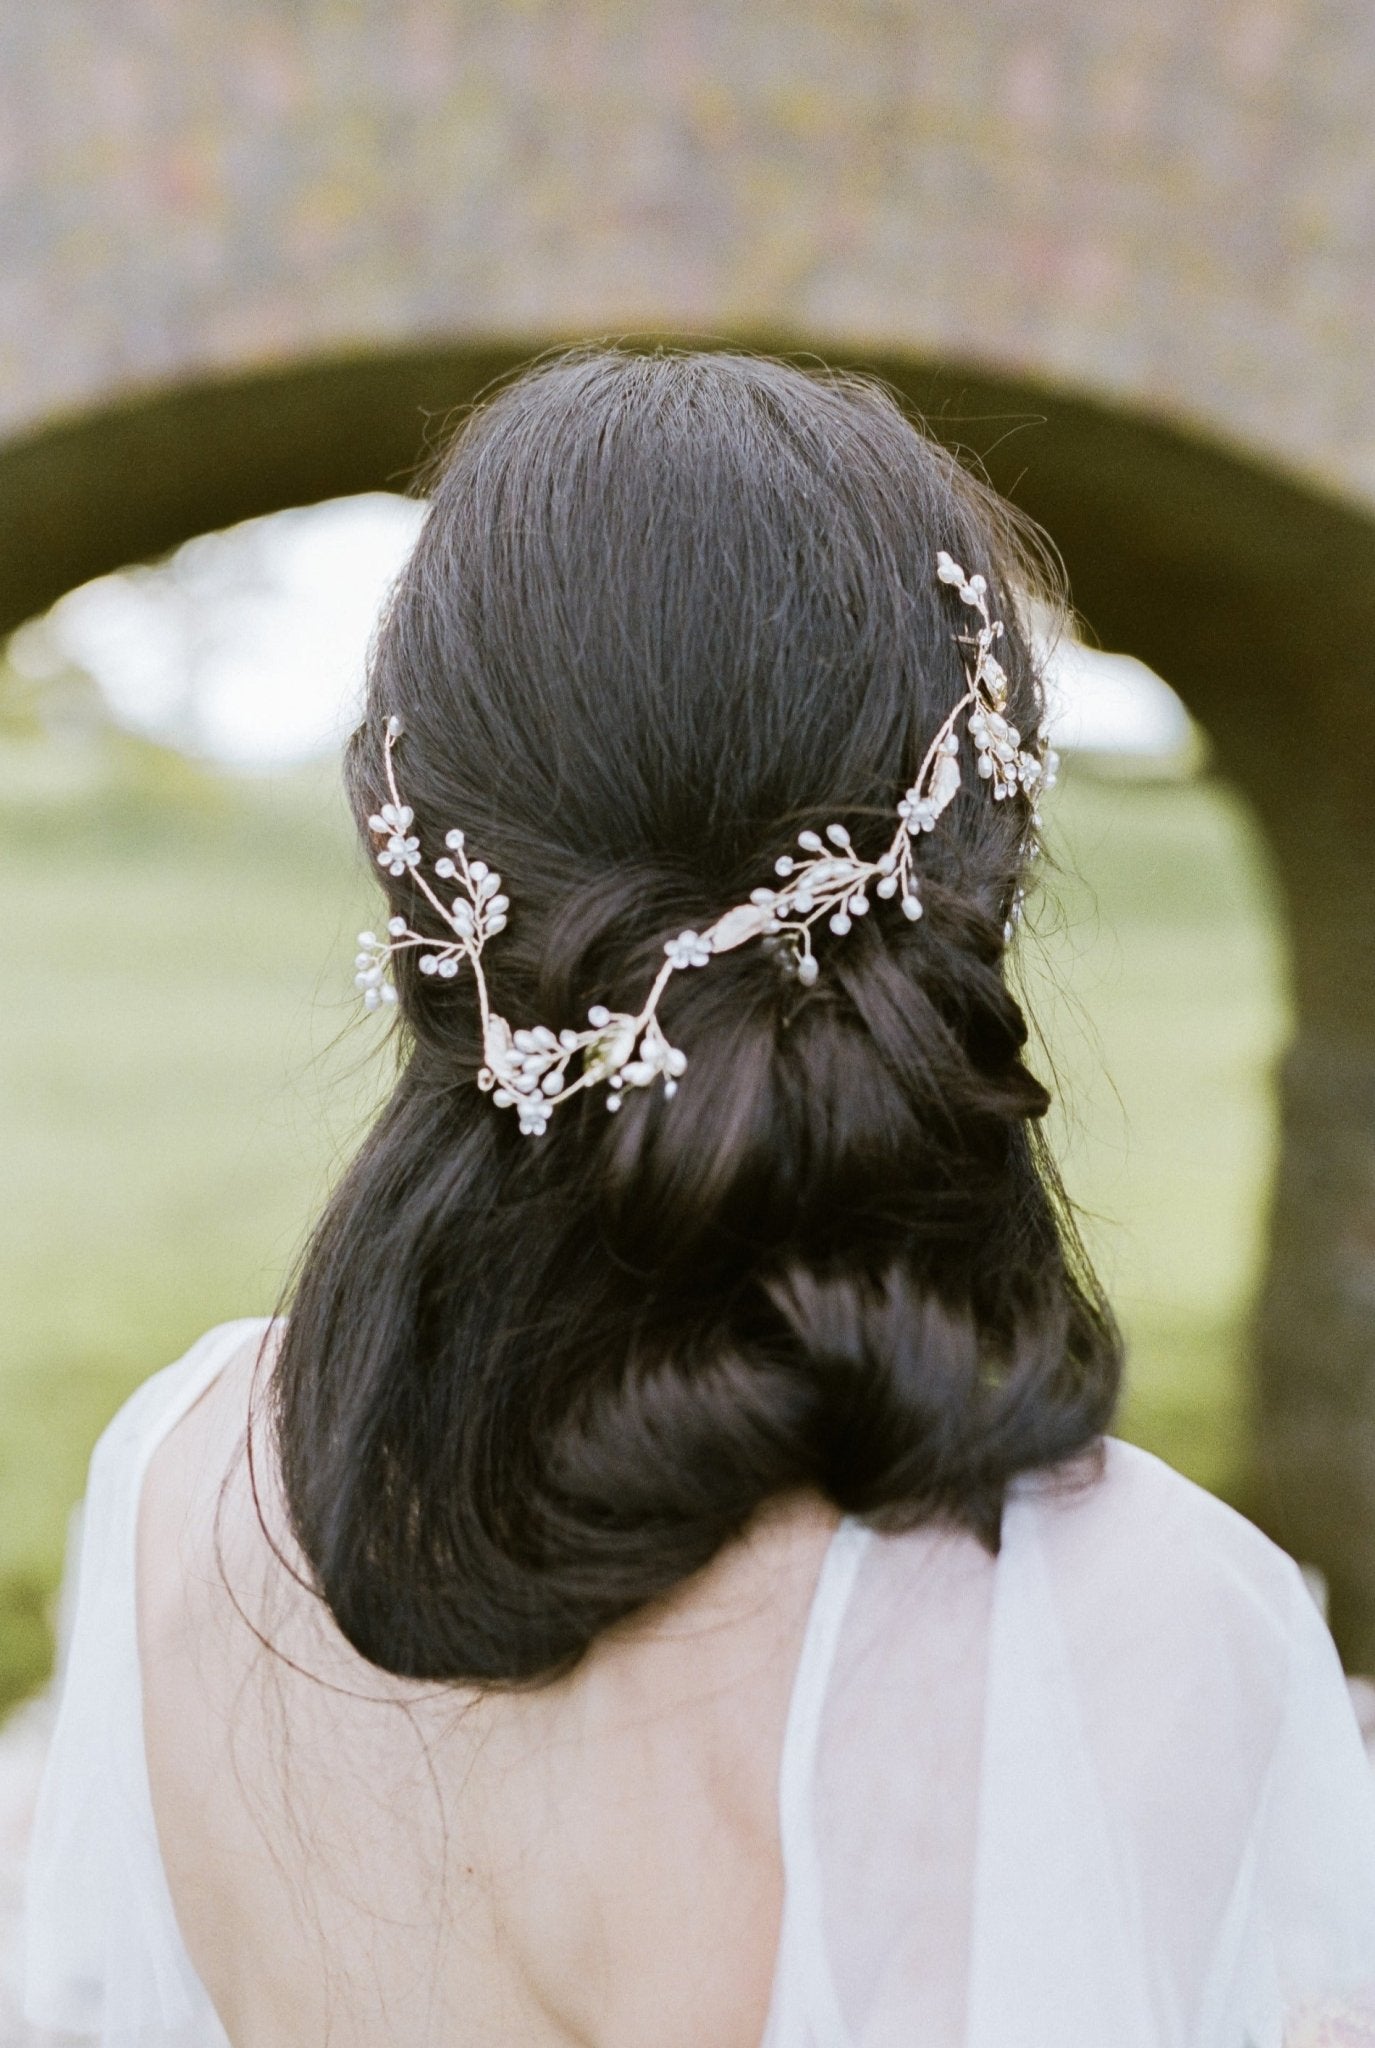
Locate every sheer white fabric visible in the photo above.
<box><xmin>21</xmin><ymin>1323</ymin><xmax>251</xmax><ymax>2048</ymax></box>
<box><xmin>22</xmin><ymin>1323</ymin><xmax>1375</xmax><ymax>2046</ymax></box>
<box><xmin>765</xmin><ymin>1452</ymin><xmax>1375</xmax><ymax>2046</ymax></box>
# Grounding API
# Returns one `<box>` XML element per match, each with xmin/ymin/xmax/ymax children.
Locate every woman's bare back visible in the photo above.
<box><xmin>137</xmin><ymin>1329</ymin><xmax>841</xmax><ymax>2048</ymax></box>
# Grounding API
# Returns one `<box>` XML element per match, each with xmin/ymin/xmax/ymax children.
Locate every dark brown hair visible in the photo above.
<box><xmin>271</xmin><ymin>348</ymin><xmax>1122</xmax><ymax>1684</ymax></box>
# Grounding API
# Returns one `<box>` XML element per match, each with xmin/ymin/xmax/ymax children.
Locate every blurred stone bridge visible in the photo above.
<box><xmin>3</xmin><ymin>1</ymin><xmax>1375</xmax><ymax>1653</ymax></box>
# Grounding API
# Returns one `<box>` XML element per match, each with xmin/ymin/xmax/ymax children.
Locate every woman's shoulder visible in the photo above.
<box><xmin>852</xmin><ymin>1435</ymin><xmax>1314</xmax><ymax>1674</ymax></box>
<box><xmin>1096</xmin><ymin>1435</ymin><xmax>1303</xmax><ymax>1590</ymax></box>
<box><xmin>89</xmin><ymin>1316</ymin><xmax>277</xmax><ymax>1484</ymax></box>
<box><xmin>1005</xmin><ymin>1434</ymin><xmax>1317</xmax><ymax>1676</ymax></box>
<box><xmin>135</xmin><ymin>1316</ymin><xmax>287</xmax><ymax>1622</ymax></box>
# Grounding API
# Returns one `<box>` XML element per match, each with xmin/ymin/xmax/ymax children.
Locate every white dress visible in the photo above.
<box><xmin>20</xmin><ymin>1320</ymin><xmax>1375</xmax><ymax>2046</ymax></box>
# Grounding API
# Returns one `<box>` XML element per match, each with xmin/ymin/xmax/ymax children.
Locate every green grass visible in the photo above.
<box><xmin>0</xmin><ymin>736</ymin><xmax>1288</xmax><ymax>1709</ymax></box>
<box><xmin>1029</xmin><ymin>774</ymin><xmax>1288</xmax><ymax>1491</ymax></box>
<box><xmin>0</xmin><ymin>736</ymin><xmax>387</xmax><ymax>1705</ymax></box>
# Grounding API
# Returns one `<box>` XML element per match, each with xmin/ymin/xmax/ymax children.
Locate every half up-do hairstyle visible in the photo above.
<box><xmin>272</xmin><ymin>347</ymin><xmax>1123</xmax><ymax>1685</ymax></box>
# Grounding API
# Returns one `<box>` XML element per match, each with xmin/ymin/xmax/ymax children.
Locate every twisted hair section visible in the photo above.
<box><xmin>272</xmin><ymin>348</ymin><xmax>1122</xmax><ymax>1684</ymax></box>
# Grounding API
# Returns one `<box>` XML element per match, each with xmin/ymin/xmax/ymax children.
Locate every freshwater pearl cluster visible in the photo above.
<box><xmin>354</xmin><ymin>554</ymin><xmax>1054</xmax><ymax>1135</ymax></box>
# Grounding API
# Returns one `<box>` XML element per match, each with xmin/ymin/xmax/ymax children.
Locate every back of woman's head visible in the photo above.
<box><xmin>273</xmin><ymin>347</ymin><xmax>1122</xmax><ymax>1684</ymax></box>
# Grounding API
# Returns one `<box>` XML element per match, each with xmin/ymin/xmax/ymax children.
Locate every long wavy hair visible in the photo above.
<box><xmin>271</xmin><ymin>348</ymin><xmax>1122</xmax><ymax>1685</ymax></box>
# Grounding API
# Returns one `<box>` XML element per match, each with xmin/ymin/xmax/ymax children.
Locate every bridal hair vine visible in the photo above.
<box><xmin>353</xmin><ymin>552</ymin><xmax>1057</xmax><ymax>1135</ymax></box>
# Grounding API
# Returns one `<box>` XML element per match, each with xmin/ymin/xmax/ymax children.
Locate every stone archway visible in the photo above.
<box><xmin>6</xmin><ymin>340</ymin><xmax>1373</xmax><ymax>1656</ymax></box>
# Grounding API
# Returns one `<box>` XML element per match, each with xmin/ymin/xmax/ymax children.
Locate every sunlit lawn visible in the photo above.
<box><xmin>1030</xmin><ymin>772</ymin><xmax>1287</xmax><ymax>1487</ymax></box>
<box><xmin>0</xmin><ymin>735</ymin><xmax>1287</xmax><ymax>1709</ymax></box>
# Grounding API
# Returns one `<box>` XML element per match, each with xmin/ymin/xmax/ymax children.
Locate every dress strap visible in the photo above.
<box><xmin>22</xmin><ymin>1319</ymin><xmax>273</xmax><ymax>2044</ymax></box>
<box><xmin>778</xmin><ymin>1516</ymin><xmax>872</xmax><ymax>1828</ymax></box>
<box><xmin>103</xmin><ymin>1316</ymin><xmax>270</xmax><ymax>1506</ymax></box>
<box><xmin>765</xmin><ymin>1515</ymin><xmax>872</xmax><ymax>2048</ymax></box>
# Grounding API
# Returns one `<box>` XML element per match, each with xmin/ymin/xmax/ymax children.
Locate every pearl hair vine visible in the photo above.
<box><xmin>353</xmin><ymin>551</ymin><xmax>1058</xmax><ymax>1136</ymax></box>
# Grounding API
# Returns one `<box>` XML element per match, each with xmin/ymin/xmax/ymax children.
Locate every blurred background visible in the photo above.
<box><xmin>1</xmin><ymin>0</ymin><xmax>1373</xmax><ymax>1739</ymax></box>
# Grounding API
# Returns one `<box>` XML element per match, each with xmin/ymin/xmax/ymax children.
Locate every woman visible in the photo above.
<box><xmin>22</xmin><ymin>349</ymin><xmax>1375</xmax><ymax>2043</ymax></box>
